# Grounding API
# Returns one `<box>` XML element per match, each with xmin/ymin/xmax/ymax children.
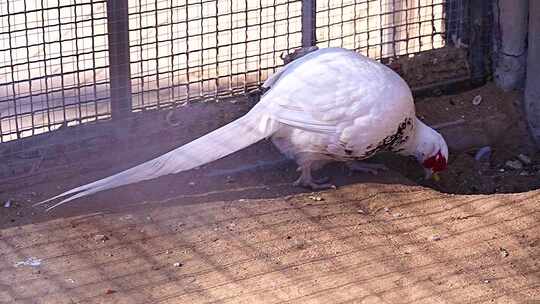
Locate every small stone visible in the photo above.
<box><xmin>94</xmin><ymin>234</ymin><xmax>109</xmax><ymax>242</ymax></box>
<box><xmin>472</xmin><ymin>95</ymin><xmax>482</xmax><ymax>106</ymax></box>
<box><xmin>393</xmin><ymin>213</ymin><xmax>402</xmax><ymax>218</ymax></box>
<box><xmin>105</xmin><ymin>289</ymin><xmax>116</xmax><ymax>295</ymax></box>
<box><xmin>226</xmin><ymin>176</ymin><xmax>235</xmax><ymax>183</ymax></box>
<box><xmin>3</xmin><ymin>200</ymin><xmax>11</xmax><ymax>208</ymax></box>
<box><xmin>173</xmin><ymin>262</ymin><xmax>183</xmax><ymax>267</ymax></box>
<box><xmin>518</xmin><ymin>154</ymin><xmax>532</xmax><ymax>165</ymax></box>
<box><xmin>483</xmin><ymin>280</ymin><xmax>490</xmax><ymax>284</ymax></box>
<box><xmin>474</xmin><ymin>146</ymin><xmax>491</xmax><ymax>162</ymax></box>
<box><xmin>430</xmin><ymin>235</ymin><xmax>441</xmax><ymax>241</ymax></box>
<box><xmin>499</xmin><ymin>247</ymin><xmax>509</xmax><ymax>258</ymax></box>
<box><xmin>499</xmin><ymin>168</ymin><xmax>505</xmax><ymax>172</ymax></box>
<box><xmin>357</xmin><ymin>209</ymin><xmax>365</xmax><ymax>214</ymax></box>
<box><xmin>188</xmin><ymin>182</ymin><xmax>196</xmax><ymax>186</ymax></box>
<box><xmin>505</xmin><ymin>160</ymin><xmax>523</xmax><ymax>170</ymax></box>
<box><xmin>383</xmin><ymin>207</ymin><xmax>390</xmax><ymax>212</ymax></box>
<box><xmin>308</xmin><ymin>195</ymin><xmax>324</xmax><ymax>201</ymax></box>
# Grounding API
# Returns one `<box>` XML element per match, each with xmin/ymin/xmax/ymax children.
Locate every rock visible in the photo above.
<box><xmin>505</xmin><ymin>160</ymin><xmax>523</xmax><ymax>170</ymax></box>
<box><xmin>499</xmin><ymin>247</ymin><xmax>509</xmax><ymax>258</ymax></box>
<box><xmin>3</xmin><ymin>200</ymin><xmax>11</xmax><ymax>208</ymax></box>
<box><xmin>308</xmin><ymin>195</ymin><xmax>324</xmax><ymax>201</ymax></box>
<box><xmin>518</xmin><ymin>154</ymin><xmax>532</xmax><ymax>165</ymax></box>
<box><xmin>474</xmin><ymin>146</ymin><xmax>492</xmax><ymax>162</ymax></box>
<box><xmin>94</xmin><ymin>234</ymin><xmax>109</xmax><ymax>242</ymax></box>
<box><xmin>393</xmin><ymin>213</ymin><xmax>403</xmax><ymax>218</ymax></box>
<box><xmin>173</xmin><ymin>262</ymin><xmax>183</xmax><ymax>267</ymax></box>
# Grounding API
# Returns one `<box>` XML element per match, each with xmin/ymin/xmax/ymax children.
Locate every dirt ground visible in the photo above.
<box><xmin>1</xmin><ymin>83</ymin><xmax>540</xmax><ymax>303</ymax></box>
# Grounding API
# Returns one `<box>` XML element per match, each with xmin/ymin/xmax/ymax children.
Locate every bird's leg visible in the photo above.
<box><xmin>346</xmin><ymin>161</ymin><xmax>388</xmax><ymax>175</ymax></box>
<box><xmin>293</xmin><ymin>162</ymin><xmax>335</xmax><ymax>190</ymax></box>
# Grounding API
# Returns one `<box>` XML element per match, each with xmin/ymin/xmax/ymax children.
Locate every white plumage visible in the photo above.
<box><xmin>36</xmin><ymin>47</ymin><xmax>448</xmax><ymax>210</ymax></box>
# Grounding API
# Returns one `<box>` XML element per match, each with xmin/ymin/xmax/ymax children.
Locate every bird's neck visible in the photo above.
<box><xmin>398</xmin><ymin>117</ymin><xmax>431</xmax><ymax>157</ymax></box>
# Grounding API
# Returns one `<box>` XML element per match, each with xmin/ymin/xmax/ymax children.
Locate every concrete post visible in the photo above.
<box><xmin>525</xmin><ymin>1</ymin><xmax>540</xmax><ymax>144</ymax></box>
<box><xmin>492</xmin><ymin>0</ymin><xmax>528</xmax><ymax>91</ymax></box>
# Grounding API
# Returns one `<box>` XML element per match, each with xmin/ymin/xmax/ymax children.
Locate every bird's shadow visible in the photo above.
<box><xmin>2</xmin><ymin>141</ymin><xmax>428</xmax><ymax>229</ymax></box>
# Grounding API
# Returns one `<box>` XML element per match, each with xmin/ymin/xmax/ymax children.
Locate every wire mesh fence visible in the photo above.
<box><xmin>0</xmin><ymin>0</ymin><xmax>481</xmax><ymax>143</ymax></box>
<box><xmin>0</xmin><ymin>0</ymin><xmax>111</xmax><ymax>142</ymax></box>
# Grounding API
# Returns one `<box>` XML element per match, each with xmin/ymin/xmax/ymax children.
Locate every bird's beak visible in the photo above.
<box><xmin>424</xmin><ymin>168</ymin><xmax>440</xmax><ymax>181</ymax></box>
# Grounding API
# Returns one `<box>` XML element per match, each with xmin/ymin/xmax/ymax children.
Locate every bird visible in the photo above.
<box><xmin>36</xmin><ymin>47</ymin><xmax>448</xmax><ymax>210</ymax></box>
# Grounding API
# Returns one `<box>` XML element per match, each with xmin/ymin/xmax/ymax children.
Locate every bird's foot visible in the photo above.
<box><xmin>293</xmin><ymin>175</ymin><xmax>335</xmax><ymax>190</ymax></box>
<box><xmin>347</xmin><ymin>161</ymin><xmax>388</xmax><ymax>176</ymax></box>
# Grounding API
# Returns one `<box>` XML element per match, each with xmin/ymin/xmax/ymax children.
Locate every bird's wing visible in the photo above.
<box><xmin>266</xmin><ymin>48</ymin><xmax>406</xmax><ymax>133</ymax></box>
<box><xmin>261</xmin><ymin>48</ymin><xmax>415</xmax><ymax>154</ymax></box>
<box><xmin>35</xmin><ymin>108</ymin><xmax>278</xmax><ymax>210</ymax></box>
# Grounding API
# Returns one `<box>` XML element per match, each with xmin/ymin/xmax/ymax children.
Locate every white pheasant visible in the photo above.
<box><xmin>36</xmin><ymin>47</ymin><xmax>448</xmax><ymax>210</ymax></box>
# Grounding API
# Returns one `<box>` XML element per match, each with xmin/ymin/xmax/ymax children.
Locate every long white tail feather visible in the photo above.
<box><xmin>35</xmin><ymin>110</ymin><xmax>277</xmax><ymax>210</ymax></box>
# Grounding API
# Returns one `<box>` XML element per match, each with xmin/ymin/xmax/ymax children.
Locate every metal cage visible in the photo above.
<box><xmin>0</xmin><ymin>0</ymin><xmax>488</xmax><ymax>143</ymax></box>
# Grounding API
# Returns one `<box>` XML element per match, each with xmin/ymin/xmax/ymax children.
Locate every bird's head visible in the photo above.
<box><xmin>415</xmin><ymin>131</ymin><xmax>448</xmax><ymax>180</ymax></box>
<box><xmin>406</xmin><ymin>118</ymin><xmax>449</xmax><ymax>180</ymax></box>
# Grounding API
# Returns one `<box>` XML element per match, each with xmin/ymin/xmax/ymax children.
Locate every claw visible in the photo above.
<box><xmin>293</xmin><ymin>163</ymin><xmax>335</xmax><ymax>190</ymax></box>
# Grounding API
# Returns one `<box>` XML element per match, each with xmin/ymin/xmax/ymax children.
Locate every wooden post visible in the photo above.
<box><xmin>107</xmin><ymin>0</ymin><xmax>132</xmax><ymax>120</ymax></box>
<box><xmin>468</xmin><ymin>0</ymin><xmax>491</xmax><ymax>86</ymax></box>
<box><xmin>525</xmin><ymin>1</ymin><xmax>540</xmax><ymax>144</ymax></box>
<box><xmin>301</xmin><ymin>0</ymin><xmax>316</xmax><ymax>47</ymax></box>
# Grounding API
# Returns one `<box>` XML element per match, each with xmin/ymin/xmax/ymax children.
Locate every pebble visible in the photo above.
<box><xmin>499</xmin><ymin>247</ymin><xmax>509</xmax><ymax>258</ymax></box>
<box><xmin>94</xmin><ymin>234</ymin><xmax>109</xmax><ymax>242</ymax></box>
<box><xmin>173</xmin><ymin>262</ymin><xmax>183</xmax><ymax>267</ymax></box>
<box><xmin>430</xmin><ymin>235</ymin><xmax>441</xmax><ymax>241</ymax></box>
<box><xmin>383</xmin><ymin>207</ymin><xmax>390</xmax><ymax>212</ymax></box>
<box><xmin>357</xmin><ymin>209</ymin><xmax>365</xmax><ymax>214</ymax></box>
<box><xmin>3</xmin><ymin>200</ymin><xmax>11</xmax><ymax>208</ymax></box>
<box><xmin>188</xmin><ymin>182</ymin><xmax>196</xmax><ymax>186</ymax></box>
<box><xmin>505</xmin><ymin>160</ymin><xmax>523</xmax><ymax>170</ymax></box>
<box><xmin>308</xmin><ymin>195</ymin><xmax>324</xmax><ymax>201</ymax></box>
<box><xmin>518</xmin><ymin>154</ymin><xmax>532</xmax><ymax>165</ymax></box>
<box><xmin>474</xmin><ymin>146</ymin><xmax>491</xmax><ymax>162</ymax></box>
<box><xmin>393</xmin><ymin>213</ymin><xmax>402</xmax><ymax>218</ymax></box>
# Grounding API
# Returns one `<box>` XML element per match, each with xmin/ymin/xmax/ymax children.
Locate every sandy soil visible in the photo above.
<box><xmin>1</xmin><ymin>83</ymin><xmax>540</xmax><ymax>303</ymax></box>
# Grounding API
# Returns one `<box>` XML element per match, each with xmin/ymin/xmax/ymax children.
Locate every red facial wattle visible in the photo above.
<box><xmin>422</xmin><ymin>151</ymin><xmax>447</xmax><ymax>172</ymax></box>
